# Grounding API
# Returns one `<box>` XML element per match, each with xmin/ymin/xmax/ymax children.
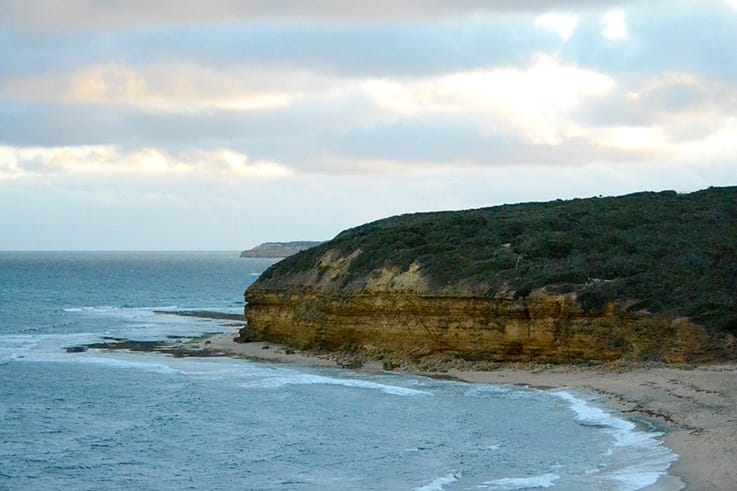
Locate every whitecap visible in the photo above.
<box><xmin>0</xmin><ymin>334</ymin><xmax>40</xmax><ymax>363</ymax></box>
<box><xmin>239</xmin><ymin>369</ymin><xmax>432</xmax><ymax>396</ymax></box>
<box><xmin>56</xmin><ymin>354</ymin><xmax>184</xmax><ymax>374</ymax></box>
<box><xmin>481</xmin><ymin>473</ymin><xmax>559</xmax><ymax>490</ymax></box>
<box><xmin>0</xmin><ymin>332</ymin><xmax>98</xmax><ymax>364</ymax></box>
<box><xmin>413</xmin><ymin>472</ymin><xmax>459</xmax><ymax>491</ymax></box>
<box><xmin>62</xmin><ymin>305</ymin><xmax>119</xmax><ymax>313</ymax></box>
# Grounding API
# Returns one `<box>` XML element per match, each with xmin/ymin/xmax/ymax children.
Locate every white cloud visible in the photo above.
<box><xmin>5</xmin><ymin>59</ymin><xmax>737</xmax><ymax>176</ymax></box>
<box><xmin>3</xmin><ymin>64</ymin><xmax>305</xmax><ymax>112</ymax></box>
<box><xmin>0</xmin><ymin>145</ymin><xmax>294</xmax><ymax>179</ymax></box>
<box><xmin>534</xmin><ymin>12</ymin><xmax>580</xmax><ymax>40</ymax></box>
<box><xmin>365</xmin><ymin>54</ymin><xmax>615</xmax><ymax>145</ymax></box>
<box><xmin>602</xmin><ymin>9</ymin><xmax>629</xmax><ymax>40</ymax></box>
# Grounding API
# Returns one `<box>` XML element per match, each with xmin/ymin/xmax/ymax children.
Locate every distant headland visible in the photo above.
<box><xmin>240</xmin><ymin>241</ymin><xmax>323</xmax><ymax>258</ymax></box>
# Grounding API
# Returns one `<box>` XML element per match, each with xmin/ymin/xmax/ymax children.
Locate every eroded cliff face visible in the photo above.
<box><xmin>243</xmin><ymin>249</ymin><xmax>733</xmax><ymax>365</ymax></box>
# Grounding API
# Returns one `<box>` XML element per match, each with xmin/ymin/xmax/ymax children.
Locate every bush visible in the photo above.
<box><xmin>258</xmin><ymin>186</ymin><xmax>737</xmax><ymax>333</ymax></box>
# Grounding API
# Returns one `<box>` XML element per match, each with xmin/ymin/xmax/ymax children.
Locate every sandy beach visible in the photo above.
<box><xmin>194</xmin><ymin>333</ymin><xmax>737</xmax><ymax>490</ymax></box>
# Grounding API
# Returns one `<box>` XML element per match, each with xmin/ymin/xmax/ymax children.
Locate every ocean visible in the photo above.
<box><xmin>0</xmin><ymin>251</ymin><xmax>679</xmax><ymax>490</ymax></box>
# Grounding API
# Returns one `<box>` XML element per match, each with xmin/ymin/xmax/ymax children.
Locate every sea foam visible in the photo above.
<box><xmin>413</xmin><ymin>472</ymin><xmax>459</xmax><ymax>491</ymax></box>
<box><xmin>480</xmin><ymin>472</ymin><xmax>559</xmax><ymax>490</ymax></box>
<box><xmin>238</xmin><ymin>366</ymin><xmax>432</xmax><ymax>396</ymax></box>
<box><xmin>551</xmin><ymin>390</ymin><xmax>678</xmax><ymax>490</ymax></box>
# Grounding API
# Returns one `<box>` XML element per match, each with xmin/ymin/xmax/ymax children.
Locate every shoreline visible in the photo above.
<box><xmin>191</xmin><ymin>333</ymin><xmax>737</xmax><ymax>490</ymax></box>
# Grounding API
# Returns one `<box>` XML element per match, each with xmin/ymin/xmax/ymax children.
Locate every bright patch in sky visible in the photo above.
<box><xmin>534</xmin><ymin>13</ymin><xmax>579</xmax><ymax>40</ymax></box>
<box><xmin>367</xmin><ymin>55</ymin><xmax>613</xmax><ymax>145</ymax></box>
<box><xmin>0</xmin><ymin>146</ymin><xmax>293</xmax><ymax>179</ymax></box>
<box><xmin>602</xmin><ymin>9</ymin><xmax>629</xmax><ymax>40</ymax></box>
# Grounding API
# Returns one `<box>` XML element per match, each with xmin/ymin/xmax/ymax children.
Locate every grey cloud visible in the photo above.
<box><xmin>561</xmin><ymin>1</ymin><xmax>737</xmax><ymax>83</ymax></box>
<box><xmin>1</xmin><ymin>17</ymin><xmax>558</xmax><ymax>80</ymax></box>
<box><xmin>572</xmin><ymin>75</ymin><xmax>737</xmax><ymax>131</ymax></box>
<box><xmin>3</xmin><ymin>0</ymin><xmax>638</xmax><ymax>31</ymax></box>
<box><xmin>0</xmin><ymin>95</ymin><xmax>648</xmax><ymax>177</ymax></box>
<box><xmin>4</xmin><ymin>1</ymin><xmax>730</xmax><ymax>83</ymax></box>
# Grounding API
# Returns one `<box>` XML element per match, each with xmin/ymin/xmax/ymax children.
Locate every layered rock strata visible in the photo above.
<box><xmin>244</xmin><ymin>258</ymin><xmax>731</xmax><ymax>364</ymax></box>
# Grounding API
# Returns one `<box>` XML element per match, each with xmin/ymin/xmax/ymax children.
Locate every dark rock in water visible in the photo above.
<box><xmin>154</xmin><ymin>310</ymin><xmax>244</xmax><ymax>321</ymax></box>
<box><xmin>62</xmin><ymin>336</ymin><xmax>228</xmax><ymax>359</ymax></box>
<box><xmin>84</xmin><ymin>339</ymin><xmax>164</xmax><ymax>352</ymax></box>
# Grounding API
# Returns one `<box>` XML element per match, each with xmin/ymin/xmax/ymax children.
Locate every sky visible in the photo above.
<box><xmin>1</xmin><ymin>1</ymin><xmax>736</xmax><ymax>250</ymax></box>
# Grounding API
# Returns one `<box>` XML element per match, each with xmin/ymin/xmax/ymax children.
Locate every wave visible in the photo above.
<box><xmin>551</xmin><ymin>390</ymin><xmax>678</xmax><ymax>490</ymax></box>
<box><xmin>238</xmin><ymin>368</ymin><xmax>432</xmax><ymax>397</ymax></box>
<box><xmin>480</xmin><ymin>473</ymin><xmax>559</xmax><ymax>490</ymax></box>
<box><xmin>62</xmin><ymin>305</ymin><xmax>179</xmax><ymax>315</ymax></box>
<box><xmin>0</xmin><ymin>332</ymin><xmax>183</xmax><ymax>374</ymax></box>
<box><xmin>61</xmin><ymin>355</ymin><xmax>184</xmax><ymax>374</ymax></box>
<box><xmin>63</xmin><ymin>306</ymin><xmax>118</xmax><ymax>313</ymax></box>
<box><xmin>0</xmin><ymin>333</ymin><xmax>98</xmax><ymax>365</ymax></box>
<box><xmin>413</xmin><ymin>473</ymin><xmax>459</xmax><ymax>491</ymax></box>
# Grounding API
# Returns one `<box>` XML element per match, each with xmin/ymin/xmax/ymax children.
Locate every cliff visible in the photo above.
<box><xmin>242</xmin><ymin>187</ymin><xmax>737</xmax><ymax>365</ymax></box>
<box><xmin>240</xmin><ymin>241</ymin><xmax>322</xmax><ymax>258</ymax></box>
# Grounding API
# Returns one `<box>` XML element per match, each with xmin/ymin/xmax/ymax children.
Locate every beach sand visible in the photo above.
<box><xmin>196</xmin><ymin>333</ymin><xmax>737</xmax><ymax>490</ymax></box>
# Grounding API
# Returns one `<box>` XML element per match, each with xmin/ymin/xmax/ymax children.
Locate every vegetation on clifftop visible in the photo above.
<box><xmin>256</xmin><ymin>187</ymin><xmax>737</xmax><ymax>334</ymax></box>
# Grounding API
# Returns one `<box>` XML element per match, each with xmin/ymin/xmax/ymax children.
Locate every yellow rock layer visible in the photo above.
<box><xmin>244</xmin><ymin>249</ymin><xmax>732</xmax><ymax>364</ymax></box>
<box><xmin>245</xmin><ymin>287</ymin><xmax>724</xmax><ymax>364</ymax></box>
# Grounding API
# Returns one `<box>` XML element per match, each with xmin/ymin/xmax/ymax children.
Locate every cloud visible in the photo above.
<box><xmin>0</xmin><ymin>16</ymin><xmax>562</xmax><ymax>81</ymax></box>
<box><xmin>2</xmin><ymin>0</ymin><xmax>637</xmax><ymax>31</ymax></box>
<box><xmin>364</xmin><ymin>54</ymin><xmax>614</xmax><ymax>145</ymax></box>
<box><xmin>602</xmin><ymin>9</ymin><xmax>629</xmax><ymax>40</ymax></box>
<box><xmin>2</xmin><ymin>63</ymin><xmax>313</xmax><ymax>112</ymax></box>
<box><xmin>560</xmin><ymin>1</ymin><xmax>737</xmax><ymax>83</ymax></box>
<box><xmin>4</xmin><ymin>61</ymin><xmax>737</xmax><ymax>176</ymax></box>
<box><xmin>0</xmin><ymin>145</ymin><xmax>293</xmax><ymax>179</ymax></box>
<box><xmin>535</xmin><ymin>13</ymin><xmax>580</xmax><ymax>40</ymax></box>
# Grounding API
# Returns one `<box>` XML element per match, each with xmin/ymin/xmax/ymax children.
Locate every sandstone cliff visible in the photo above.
<box><xmin>242</xmin><ymin>187</ymin><xmax>737</xmax><ymax>365</ymax></box>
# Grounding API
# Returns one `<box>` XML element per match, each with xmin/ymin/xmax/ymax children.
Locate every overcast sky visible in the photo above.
<box><xmin>2</xmin><ymin>1</ymin><xmax>736</xmax><ymax>250</ymax></box>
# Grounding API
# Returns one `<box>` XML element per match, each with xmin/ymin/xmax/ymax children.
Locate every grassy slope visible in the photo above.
<box><xmin>257</xmin><ymin>187</ymin><xmax>737</xmax><ymax>334</ymax></box>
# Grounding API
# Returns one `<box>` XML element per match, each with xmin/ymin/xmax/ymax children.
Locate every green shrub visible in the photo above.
<box><xmin>257</xmin><ymin>186</ymin><xmax>737</xmax><ymax>333</ymax></box>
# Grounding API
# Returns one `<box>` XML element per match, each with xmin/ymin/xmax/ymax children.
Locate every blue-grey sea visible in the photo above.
<box><xmin>0</xmin><ymin>252</ymin><xmax>679</xmax><ymax>490</ymax></box>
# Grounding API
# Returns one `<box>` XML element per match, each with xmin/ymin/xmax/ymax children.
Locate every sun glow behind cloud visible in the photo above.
<box><xmin>534</xmin><ymin>13</ymin><xmax>579</xmax><ymax>40</ymax></box>
<box><xmin>4</xmin><ymin>64</ymin><xmax>300</xmax><ymax>112</ymax></box>
<box><xmin>602</xmin><ymin>9</ymin><xmax>629</xmax><ymax>40</ymax></box>
<box><xmin>0</xmin><ymin>145</ymin><xmax>293</xmax><ymax>179</ymax></box>
<box><xmin>365</xmin><ymin>55</ymin><xmax>614</xmax><ymax>145</ymax></box>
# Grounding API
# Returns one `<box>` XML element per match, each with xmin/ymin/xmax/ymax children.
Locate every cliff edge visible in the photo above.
<box><xmin>242</xmin><ymin>187</ymin><xmax>737</xmax><ymax>365</ymax></box>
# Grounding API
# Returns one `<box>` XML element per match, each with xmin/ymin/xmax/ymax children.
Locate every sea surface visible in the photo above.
<box><xmin>0</xmin><ymin>251</ymin><xmax>679</xmax><ymax>490</ymax></box>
